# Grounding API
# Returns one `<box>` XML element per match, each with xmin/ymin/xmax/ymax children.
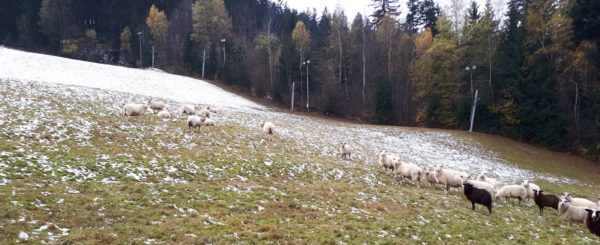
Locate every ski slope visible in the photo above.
<box><xmin>0</xmin><ymin>46</ymin><xmax>264</xmax><ymax>110</ymax></box>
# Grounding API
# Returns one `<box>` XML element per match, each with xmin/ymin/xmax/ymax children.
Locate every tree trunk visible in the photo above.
<box><xmin>488</xmin><ymin>36</ymin><xmax>494</xmax><ymax>105</ymax></box>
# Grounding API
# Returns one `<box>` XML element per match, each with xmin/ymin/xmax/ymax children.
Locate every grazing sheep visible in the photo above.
<box><xmin>148</xmin><ymin>100</ymin><xmax>166</xmax><ymax>113</ymax></box>
<box><xmin>260</xmin><ymin>121</ymin><xmax>275</xmax><ymax>134</ymax></box>
<box><xmin>495</xmin><ymin>185</ymin><xmax>528</xmax><ymax>205</ymax></box>
<box><xmin>207</xmin><ymin>106</ymin><xmax>218</xmax><ymax>114</ymax></box>
<box><xmin>584</xmin><ymin>208</ymin><xmax>600</xmax><ymax>237</ymax></box>
<box><xmin>198</xmin><ymin>107</ymin><xmax>211</xmax><ymax>118</ymax></box>
<box><xmin>434</xmin><ymin>165</ymin><xmax>468</xmax><ymax>192</ymax></box>
<box><xmin>378</xmin><ymin>151</ymin><xmax>398</xmax><ymax>173</ymax></box>
<box><xmin>394</xmin><ymin>162</ymin><xmax>424</xmax><ymax>187</ymax></box>
<box><xmin>202</xmin><ymin>117</ymin><xmax>216</xmax><ymax>126</ymax></box>
<box><xmin>559</xmin><ymin>199</ymin><xmax>589</xmax><ymax>229</ymax></box>
<box><xmin>561</xmin><ymin>193</ymin><xmax>598</xmax><ymax>210</ymax></box>
<box><xmin>532</xmin><ymin>189</ymin><xmax>560</xmax><ymax>215</ymax></box>
<box><xmin>157</xmin><ymin>110</ymin><xmax>171</xmax><ymax>119</ymax></box>
<box><xmin>123</xmin><ymin>103</ymin><xmax>149</xmax><ymax>117</ymax></box>
<box><xmin>522</xmin><ymin>180</ymin><xmax>541</xmax><ymax>205</ymax></box>
<box><xmin>339</xmin><ymin>142</ymin><xmax>351</xmax><ymax>160</ymax></box>
<box><xmin>187</xmin><ymin>116</ymin><xmax>203</xmax><ymax>131</ymax></box>
<box><xmin>463</xmin><ymin>180</ymin><xmax>495</xmax><ymax>214</ymax></box>
<box><xmin>477</xmin><ymin>172</ymin><xmax>498</xmax><ymax>190</ymax></box>
<box><xmin>182</xmin><ymin>104</ymin><xmax>198</xmax><ymax>115</ymax></box>
<box><xmin>425</xmin><ymin>167</ymin><xmax>438</xmax><ymax>188</ymax></box>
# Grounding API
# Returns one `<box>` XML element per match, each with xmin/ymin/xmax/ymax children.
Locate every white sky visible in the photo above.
<box><xmin>284</xmin><ymin>0</ymin><xmax>507</xmax><ymax>21</ymax></box>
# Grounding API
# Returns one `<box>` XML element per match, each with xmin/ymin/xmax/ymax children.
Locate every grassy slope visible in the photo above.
<box><xmin>0</xmin><ymin>80</ymin><xmax>598</xmax><ymax>244</ymax></box>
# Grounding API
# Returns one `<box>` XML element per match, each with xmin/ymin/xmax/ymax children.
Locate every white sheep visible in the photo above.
<box><xmin>559</xmin><ymin>199</ymin><xmax>589</xmax><ymax>229</ymax></box>
<box><xmin>260</xmin><ymin>121</ymin><xmax>275</xmax><ymax>134</ymax></box>
<box><xmin>522</xmin><ymin>180</ymin><xmax>540</xmax><ymax>205</ymax></box>
<box><xmin>561</xmin><ymin>193</ymin><xmax>598</xmax><ymax>210</ymax></box>
<box><xmin>394</xmin><ymin>162</ymin><xmax>424</xmax><ymax>187</ymax></box>
<box><xmin>378</xmin><ymin>151</ymin><xmax>398</xmax><ymax>173</ymax></box>
<box><xmin>207</xmin><ymin>106</ymin><xmax>218</xmax><ymax>114</ymax></box>
<box><xmin>434</xmin><ymin>165</ymin><xmax>468</xmax><ymax>192</ymax></box>
<box><xmin>198</xmin><ymin>107</ymin><xmax>211</xmax><ymax>118</ymax></box>
<box><xmin>157</xmin><ymin>110</ymin><xmax>171</xmax><ymax>119</ymax></box>
<box><xmin>148</xmin><ymin>100</ymin><xmax>166</xmax><ymax>113</ymax></box>
<box><xmin>123</xmin><ymin>103</ymin><xmax>148</xmax><ymax>117</ymax></box>
<box><xmin>477</xmin><ymin>171</ymin><xmax>498</xmax><ymax>190</ymax></box>
<box><xmin>495</xmin><ymin>185</ymin><xmax>528</xmax><ymax>204</ymax></box>
<box><xmin>182</xmin><ymin>104</ymin><xmax>198</xmax><ymax>115</ymax></box>
<box><xmin>202</xmin><ymin>117</ymin><xmax>216</xmax><ymax>126</ymax></box>
<box><xmin>187</xmin><ymin>116</ymin><xmax>203</xmax><ymax>131</ymax></box>
<box><xmin>425</xmin><ymin>167</ymin><xmax>438</xmax><ymax>188</ymax></box>
<box><xmin>339</xmin><ymin>142</ymin><xmax>351</xmax><ymax>159</ymax></box>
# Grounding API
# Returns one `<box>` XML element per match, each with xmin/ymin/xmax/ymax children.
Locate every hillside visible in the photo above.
<box><xmin>0</xmin><ymin>48</ymin><xmax>598</xmax><ymax>243</ymax></box>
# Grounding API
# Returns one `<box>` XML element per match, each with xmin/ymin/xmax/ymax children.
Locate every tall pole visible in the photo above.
<box><xmin>221</xmin><ymin>39</ymin><xmax>226</xmax><ymax>64</ymax></box>
<box><xmin>470</xmin><ymin>69</ymin><xmax>473</xmax><ymax>96</ymax></box>
<box><xmin>306</xmin><ymin>60</ymin><xmax>310</xmax><ymax>112</ymax></box>
<box><xmin>152</xmin><ymin>45</ymin><xmax>155</xmax><ymax>68</ymax></box>
<box><xmin>201</xmin><ymin>49</ymin><xmax>206</xmax><ymax>79</ymax></box>
<box><xmin>469</xmin><ymin>89</ymin><xmax>479</xmax><ymax>133</ymax></box>
<box><xmin>137</xmin><ymin>32</ymin><xmax>142</xmax><ymax>68</ymax></box>
<box><xmin>291</xmin><ymin>82</ymin><xmax>295</xmax><ymax>112</ymax></box>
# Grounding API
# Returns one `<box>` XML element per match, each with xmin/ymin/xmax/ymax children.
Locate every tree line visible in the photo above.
<box><xmin>1</xmin><ymin>0</ymin><xmax>599</xmax><ymax>161</ymax></box>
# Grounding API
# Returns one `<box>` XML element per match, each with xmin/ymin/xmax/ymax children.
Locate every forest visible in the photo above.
<box><xmin>0</xmin><ymin>0</ymin><xmax>599</xmax><ymax>160</ymax></box>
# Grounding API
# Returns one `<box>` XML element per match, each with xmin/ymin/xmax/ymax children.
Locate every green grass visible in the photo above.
<box><xmin>0</xmin><ymin>80</ymin><xmax>599</xmax><ymax>244</ymax></box>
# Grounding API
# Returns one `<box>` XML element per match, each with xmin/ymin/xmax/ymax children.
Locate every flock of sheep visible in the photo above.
<box><xmin>122</xmin><ymin>100</ymin><xmax>598</xmax><ymax>238</ymax></box>
<box><xmin>372</xmin><ymin>149</ymin><xmax>600</xmax><ymax>237</ymax></box>
<box><xmin>123</xmin><ymin>100</ymin><xmax>276</xmax><ymax>133</ymax></box>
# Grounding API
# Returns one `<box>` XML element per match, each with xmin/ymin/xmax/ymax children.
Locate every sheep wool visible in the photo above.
<box><xmin>157</xmin><ymin>110</ymin><xmax>171</xmax><ymax>119</ymax></box>
<box><xmin>584</xmin><ymin>208</ymin><xmax>600</xmax><ymax>237</ymax></box>
<box><xmin>463</xmin><ymin>180</ymin><xmax>493</xmax><ymax>214</ymax></box>
<box><xmin>495</xmin><ymin>185</ymin><xmax>527</xmax><ymax>204</ymax></box>
<box><xmin>148</xmin><ymin>100</ymin><xmax>166</xmax><ymax>113</ymax></box>
<box><xmin>187</xmin><ymin>116</ymin><xmax>203</xmax><ymax>130</ymax></box>
<box><xmin>532</xmin><ymin>189</ymin><xmax>560</xmax><ymax>215</ymax></box>
<box><xmin>260</xmin><ymin>121</ymin><xmax>275</xmax><ymax>134</ymax></box>
<box><xmin>123</xmin><ymin>103</ymin><xmax>148</xmax><ymax>117</ymax></box>
<box><xmin>339</xmin><ymin>143</ymin><xmax>351</xmax><ymax>159</ymax></box>
<box><xmin>559</xmin><ymin>200</ymin><xmax>588</xmax><ymax>229</ymax></box>
<box><xmin>183</xmin><ymin>104</ymin><xmax>197</xmax><ymax>115</ymax></box>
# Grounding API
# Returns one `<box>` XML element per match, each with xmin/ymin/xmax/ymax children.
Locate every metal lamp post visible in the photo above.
<box><xmin>137</xmin><ymin>32</ymin><xmax>143</xmax><ymax>68</ymax></box>
<box><xmin>465</xmin><ymin>65</ymin><xmax>476</xmax><ymax>96</ymax></box>
<box><xmin>465</xmin><ymin>65</ymin><xmax>478</xmax><ymax>133</ymax></box>
<box><xmin>221</xmin><ymin>39</ymin><xmax>226</xmax><ymax>63</ymax></box>
<box><xmin>303</xmin><ymin>60</ymin><xmax>311</xmax><ymax>111</ymax></box>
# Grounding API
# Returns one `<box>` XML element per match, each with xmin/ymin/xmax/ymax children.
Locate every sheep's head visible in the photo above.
<box><xmin>533</xmin><ymin>189</ymin><xmax>539</xmax><ymax>196</ymax></box>
<box><xmin>585</xmin><ymin>209</ymin><xmax>598</xmax><ymax>220</ymax></box>
<box><xmin>259</xmin><ymin>120</ymin><xmax>265</xmax><ymax>128</ymax></box>
<box><xmin>379</xmin><ymin>150</ymin><xmax>387</xmax><ymax>158</ymax></box>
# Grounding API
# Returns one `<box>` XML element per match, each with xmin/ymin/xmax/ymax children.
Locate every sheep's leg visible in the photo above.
<box><xmin>487</xmin><ymin>205</ymin><xmax>492</xmax><ymax>214</ymax></box>
<box><xmin>471</xmin><ymin>202</ymin><xmax>476</xmax><ymax>210</ymax></box>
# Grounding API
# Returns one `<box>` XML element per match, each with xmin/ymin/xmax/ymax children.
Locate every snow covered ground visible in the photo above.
<box><xmin>0</xmin><ymin>47</ymin><xmax>573</xmax><ymax>186</ymax></box>
<box><xmin>0</xmin><ymin>46</ymin><xmax>264</xmax><ymax>110</ymax></box>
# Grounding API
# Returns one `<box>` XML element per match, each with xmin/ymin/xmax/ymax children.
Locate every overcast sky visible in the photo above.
<box><xmin>284</xmin><ymin>0</ymin><xmax>507</xmax><ymax>20</ymax></box>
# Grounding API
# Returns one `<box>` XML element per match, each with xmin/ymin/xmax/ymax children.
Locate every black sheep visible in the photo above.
<box><xmin>463</xmin><ymin>182</ymin><xmax>493</xmax><ymax>214</ymax></box>
<box><xmin>584</xmin><ymin>209</ymin><xmax>600</xmax><ymax>237</ymax></box>
<box><xmin>533</xmin><ymin>189</ymin><xmax>560</xmax><ymax>215</ymax></box>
